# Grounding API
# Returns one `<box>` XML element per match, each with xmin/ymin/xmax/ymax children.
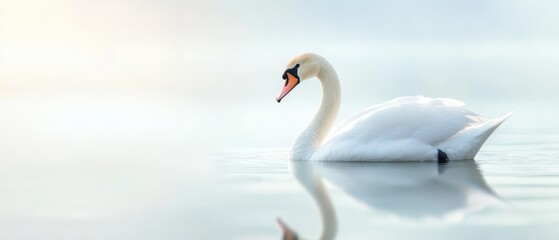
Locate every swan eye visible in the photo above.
<box><xmin>282</xmin><ymin>64</ymin><xmax>300</xmax><ymax>80</ymax></box>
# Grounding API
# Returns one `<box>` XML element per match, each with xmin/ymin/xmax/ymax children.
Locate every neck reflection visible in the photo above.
<box><xmin>278</xmin><ymin>160</ymin><xmax>504</xmax><ymax>239</ymax></box>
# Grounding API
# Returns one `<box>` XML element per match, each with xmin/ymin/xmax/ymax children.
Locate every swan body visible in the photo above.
<box><xmin>314</xmin><ymin>96</ymin><xmax>512</xmax><ymax>161</ymax></box>
<box><xmin>276</xmin><ymin>53</ymin><xmax>511</xmax><ymax>161</ymax></box>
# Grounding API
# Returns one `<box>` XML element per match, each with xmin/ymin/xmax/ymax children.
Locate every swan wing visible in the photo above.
<box><xmin>316</xmin><ymin>96</ymin><xmax>490</xmax><ymax>161</ymax></box>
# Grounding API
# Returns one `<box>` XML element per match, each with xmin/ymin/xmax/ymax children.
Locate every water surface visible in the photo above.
<box><xmin>215</xmin><ymin>136</ymin><xmax>559</xmax><ymax>240</ymax></box>
<box><xmin>0</xmin><ymin>95</ymin><xmax>557</xmax><ymax>240</ymax></box>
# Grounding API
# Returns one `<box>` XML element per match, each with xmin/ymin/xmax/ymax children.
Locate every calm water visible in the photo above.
<box><xmin>214</xmin><ymin>139</ymin><xmax>559</xmax><ymax>240</ymax></box>
<box><xmin>0</xmin><ymin>95</ymin><xmax>558</xmax><ymax>239</ymax></box>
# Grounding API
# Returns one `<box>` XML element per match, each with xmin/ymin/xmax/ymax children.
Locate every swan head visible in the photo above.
<box><xmin>276</xmin><ymin>53</ymin><xmax>321</xmax><ymax>102</ymax></box>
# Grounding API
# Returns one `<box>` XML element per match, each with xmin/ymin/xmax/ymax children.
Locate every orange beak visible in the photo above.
<box><xmin>276</xmin><ymin>72</ymin><xmax>300</xmax><ymax>102</ymax></box>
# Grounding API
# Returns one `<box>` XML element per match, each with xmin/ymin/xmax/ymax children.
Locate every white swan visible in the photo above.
<box><xmin>276</xmin><ymin>53</ymin><xmax>512</xmax><ymax>161</ymax></box>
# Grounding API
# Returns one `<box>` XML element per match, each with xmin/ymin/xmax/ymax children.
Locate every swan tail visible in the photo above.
<box><xmin>476</xmin><ymin>111</ymin><xmax>514</xmax><ymax>134</ymax></box>
<box><xmin>479</xmin><ymin>111</ymin><xmax>514</xmax><ymax>138</ymax></box>
<box><xmin>440</xmin><ymin>111</ymin><xmax>514</xmax><ymax>159</ymax></box>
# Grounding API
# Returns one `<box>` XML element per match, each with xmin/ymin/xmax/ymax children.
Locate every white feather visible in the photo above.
<box><xmin>314</xmin><ymin>96</ymin><xmax>512</xmax><ymax>161</ymax></box>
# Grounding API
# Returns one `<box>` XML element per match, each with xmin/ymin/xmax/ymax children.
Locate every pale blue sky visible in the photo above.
<box><xmin>2</xmin><ymin>0</ymin><xmax>558</xmax><ymax>103</ymax></box>
<box><xmin>2</xmin><ymin>0</ymin><xmax>558</xmax><ymax>149</ymax></box>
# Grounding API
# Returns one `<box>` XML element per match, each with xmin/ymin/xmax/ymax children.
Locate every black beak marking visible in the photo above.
<box><xmin>282</xmin><ymin>63</ymin><xmax>300</xmax><ymax>81</ymax></box>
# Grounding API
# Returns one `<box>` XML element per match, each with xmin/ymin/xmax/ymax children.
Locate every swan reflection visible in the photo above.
<box><xmin>278</xmin><ymin>160</ymin><xmax>504</xmax><ymax>239</ymax></box>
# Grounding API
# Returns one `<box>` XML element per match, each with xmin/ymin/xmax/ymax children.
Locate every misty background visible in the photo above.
<box><xmin>1</xmin><ymin>0</ymin><xmax>558</xmax><ymax>150</ymax></box>
<box><xmin>1</xmin><ymin>1</ymin><xmax>558</xmax><ymax>238</ymax></box>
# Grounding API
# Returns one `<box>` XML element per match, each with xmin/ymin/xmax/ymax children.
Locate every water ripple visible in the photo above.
<box><xmin>211</xmin><ymin>148</ymin><xmax>290</xmax><ymax>174</ymax></box>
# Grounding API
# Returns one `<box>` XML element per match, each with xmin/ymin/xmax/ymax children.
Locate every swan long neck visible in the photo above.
<box><xmin>291</xmin><ymin>58</ymin><xmax>341</xmax><ymax>160</ymax></box>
